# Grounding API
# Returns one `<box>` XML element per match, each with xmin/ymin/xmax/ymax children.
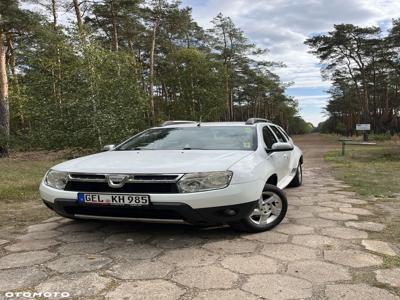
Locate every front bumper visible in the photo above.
<box><xmin>40</xmin><ymin>180</ymin><xmax>264</xmax><ymax>209</ymax></box>
<box><xmin>40</xmin><ymin>180</ymin><xmax>264</xmax><ymax>225</ymax></box>
<box><xmin>43</xmin><ymin>198</ymin><xmax>258</xmax><ymax>225</ymax></box>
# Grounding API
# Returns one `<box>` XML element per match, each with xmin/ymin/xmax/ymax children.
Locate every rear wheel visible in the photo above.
<box><xmin>229</xmin><ymin>184</ymin><xmax>288</xmax><ymax>232</ymax></box>
<box><xmin>288</xmin><ymin>162</ymin><xmax>302</xmax><ymax>187</ymax></box>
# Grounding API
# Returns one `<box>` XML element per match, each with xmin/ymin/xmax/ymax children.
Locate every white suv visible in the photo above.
<box><xmin>40</xmin><ymin>118</ymin><xmax>303</xmax><ymax>232</ymax></box>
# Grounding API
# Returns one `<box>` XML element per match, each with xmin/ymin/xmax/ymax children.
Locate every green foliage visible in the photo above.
<box><xmin>306</xmin><ymin>21</ymin><xmax>400</xmax><ymax>135</ymax></box>
<box><xmin>6</xmin><ymin>1</ymin><xmax>309</xmax><ymax>151</ymax></box>
<box><xmin>16</xmin><ymin>28</ymin><xmax>147</xmax><ymax>149</ymax></box>
<box><xmin>162</xmin><ymin>48</ymin><xmax>225</xmax><ymax>120</ymax></box>
<box><xmin>0</xmin><ymin>0</ymin><xmax>40</xmax><ymax>32</ymax></box>
<box><xmin>369</xmin><ymin>133</ymin><xmax>392</xmax><ymax>141</ymax></box>
<box><xmin>288</xmin><ymin>117</ymin><xmax>314</xmax><ymax>135</ymax></box>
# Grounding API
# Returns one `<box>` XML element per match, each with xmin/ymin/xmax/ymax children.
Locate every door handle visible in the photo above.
<box><xmin>283</xmin><ymin>154</ymin><xmax>288</xmax><ymax>159</ymax></box>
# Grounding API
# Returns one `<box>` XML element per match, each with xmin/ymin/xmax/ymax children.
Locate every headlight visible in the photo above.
<box><xmin>177</xmin><ymin>171</ymin><xmax>233</xmax><ymax>193</ymax></box>
<box><xmin>45</xmin><ymin>170</ymin><xmax>69</xmax><ymax>190</ymax></box>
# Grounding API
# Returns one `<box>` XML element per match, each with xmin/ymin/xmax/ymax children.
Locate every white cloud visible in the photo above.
<box><xmin>293</xmin><ymin>95</ymin><xmax>330</xmax><ymax>126</ymax></box>
<box><xmin>296</xmin><ymin>95</ymin><xmax>330</xmax><ymax>105</ymax></box>
<box><xmin>182</xmin><ymin>0</ymin><xmax>400</xmax><ymax>123</ymax></box>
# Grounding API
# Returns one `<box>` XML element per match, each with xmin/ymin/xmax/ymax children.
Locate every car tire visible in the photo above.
<box><xmin>288</xmin><ymin>162</ymin><xmax>302</xmax><ymax>187</ymax></box>
<box><xmin>228</xmin><ymin>184</ymin><xmax>288</xmax><ymax>233</ymax></box>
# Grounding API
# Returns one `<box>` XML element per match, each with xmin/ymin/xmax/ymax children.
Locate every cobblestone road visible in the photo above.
<box><xmin>0</xmin><ymin>134</ymin><xmax>399</xmax><ymax>299</ymax></box>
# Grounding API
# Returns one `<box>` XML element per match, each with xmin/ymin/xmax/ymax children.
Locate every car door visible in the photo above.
<box><xmin>262</xmin><ymin>125</ymin><xmax>289</xmax><ymax>183</ymax></box>
<box><xmin>276</xmin><ymin>125</ymin><xmax>299</xmax><ymax>174</ymax></box>
<box><xmin>268</xmin><ymin>125</ymin><xmax>292</xmax><ymax>180</ymax></box>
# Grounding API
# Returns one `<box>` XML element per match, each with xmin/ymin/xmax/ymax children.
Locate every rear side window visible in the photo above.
<box><xmin>270</xmin><ymin>126</ymin><xmax>287</xmax><ymax>142</ymax></box>
<box><xmin>262</xmin><ymin>126</ymin><xmax>277</xmax><ymax>148</ymax></box>
<box><xmin>278</xmin><ymin>126</ymin><xmax>290</xmax><ymax>141</ymax></box>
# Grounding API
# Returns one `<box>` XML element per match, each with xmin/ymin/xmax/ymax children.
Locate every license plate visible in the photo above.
<box><xmin>78</xmin><ymin>193</ymin><xmax>150</xmax><ymax>206</ymax></box>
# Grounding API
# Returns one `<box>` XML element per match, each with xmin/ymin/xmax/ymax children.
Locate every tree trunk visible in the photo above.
<box><xmin>230</xmin><ymin>87</ymin><xmax>234</xmax><ymax>120</ymax></box>
<box><xmin>190</xmin><ymin>71</ymin><xmax>196</xmax><ymax>120</ymax></box>
<box><xmin>50</xmin><ymin>0</ymin><xmax>63</xmax><ymax>111</ymax></box>
<box><xmin>72</xmin><ymin>0</ymin><xmax>84</xmax><ymax>34</ymax></box>
<box><xmin>110</xmin><ymin>0</ymin><xmax>119</xmax><ymax>51</ymax></box>
<box><xmin>7</xmin><ymin>35</ymin><xmax>24</xmax><ymax>128</ymax></box>
<box><xmin>149</xmin><ymin>20</ymin><xmax>158</xmax><ymax>123</ymax></box>
<box><xmin>0</xmin><ymin>32</ymin><xmax>9</xmax><ymax>157</ymax></box>
<box><xmin>362</xmin><ymin>73</ymin><xmax>369</xmax><ymax>123</ymax></box>
<box><xmin>51</xmin><ymin>0</ymin><xmax>57</xmax><ymax>28</ymax></box>
<box><xmin>221</xmin><ymin>25</ymin><xmax>231</xmax><ymax>121</ymax></box>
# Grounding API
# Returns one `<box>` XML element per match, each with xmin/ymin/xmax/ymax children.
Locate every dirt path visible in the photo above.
<box><xmin>293</xmin><ymin>133</ymin><xmax>338</xmax><ymax>168</ymax></box>
<box><xmin>0</xmin><ymin>134</ymin><xmax>399</xmax><ymax>299</ymax></box>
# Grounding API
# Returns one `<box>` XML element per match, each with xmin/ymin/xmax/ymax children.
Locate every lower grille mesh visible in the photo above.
<box><xmin>64</xmin><ymin>182</ymin><xmax>178</xmax><ymax>193</ymax></box>
<box><xmin>64</xmin><ymin>205</ymin><xmax>183</xmax><ymax>219</ymax></box>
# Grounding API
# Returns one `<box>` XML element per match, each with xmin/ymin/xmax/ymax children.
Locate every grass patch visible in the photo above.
<box><xmin>319</xmin><ymin>133</ymin><xmax>342</xmax><ymax>142</ymax></box>
<box><xmin>0</xmin><ymin>160</ymin><xmax>59</xmax><ymax>203</ymax></box>
<box><xmin>0</xmin><ymin>154</ymin><xmax>64</xmax><ymax>233</ymax></box>
<box><xmin>382</xmin><ymin>255</ymin><xmax>400</xmax><ymax>268</ymax></box>
<box><xmin>325</xmin><ymin>145</ymin><xmax>400</xmax><ymax>197</ymax></box>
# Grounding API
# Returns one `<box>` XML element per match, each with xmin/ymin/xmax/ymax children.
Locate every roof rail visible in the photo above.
<box><xmin>161</xmin><ymin>120</ymin><xmax>197</xmax><ymax>126</ymax></box>
<box><xmin>245</xmin><ymin>118</ymin><xmax>270</xmax><ymax>125</ymax></box>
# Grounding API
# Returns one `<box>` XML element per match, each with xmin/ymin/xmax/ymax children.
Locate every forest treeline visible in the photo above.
<box><xmin>0</xmin><ymin>0</ymin><xmax>313</xmax><ymax>157</ymax></box>
<box><xmin>306</xmin><ymin>22</ymin><xmax>400</xmax><ymax>135</ymax></box>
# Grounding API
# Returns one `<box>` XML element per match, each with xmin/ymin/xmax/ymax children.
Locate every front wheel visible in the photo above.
<box><xmin>288</xmin><ymin>163</ymin><xmax>302</xmax><ymax>187</ymax></box>
<box><xmin>229</xmin><ymin>184</ymin><xmax>288</xmax><ymax>233</ymax></box>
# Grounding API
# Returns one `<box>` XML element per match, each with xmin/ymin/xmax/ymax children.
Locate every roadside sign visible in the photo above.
<box><xmin>356</xmin><ymin>124</ymin><xmax>371</xmax><ymax>131</ymax></box>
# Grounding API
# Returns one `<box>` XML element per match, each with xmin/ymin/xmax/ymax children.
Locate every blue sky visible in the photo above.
<box><xmin>181</xmin><ymin>0</ymin><xmax>400</xmax><ymax>125</ymax></box>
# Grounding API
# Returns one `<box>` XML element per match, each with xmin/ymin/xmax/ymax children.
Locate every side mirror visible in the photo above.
<box><xmin>101</xmin><ymin>144</ymin><xmax>115</xmax><ymax>152</ymax></box>
<box><xmin>266</xmin><ymin>142</ymin><xmax>294</xmax><ymax>153</ymax></box>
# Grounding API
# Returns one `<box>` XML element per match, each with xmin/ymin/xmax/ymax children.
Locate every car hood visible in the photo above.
<box><xmin>52</xmin><ymin>150</ymin><xmax>254</xmax><ymax>174</ymax></box>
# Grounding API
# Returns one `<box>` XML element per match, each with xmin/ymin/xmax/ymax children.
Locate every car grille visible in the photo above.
<box><xmin>64</xmin><ymin>181</ymin><xmax>178</xmax><ymax>193</ymax></box>
<box><xmin>64</xmin><ymin>173</ymin><xmax>181</xmax><ymax>194</ymax></box>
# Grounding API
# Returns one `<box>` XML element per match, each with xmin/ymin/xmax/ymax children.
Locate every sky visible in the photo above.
<box><xmin>180</xmin><ymin>0</ymin><xmax>400</xmax><ymax>125</ymax></box>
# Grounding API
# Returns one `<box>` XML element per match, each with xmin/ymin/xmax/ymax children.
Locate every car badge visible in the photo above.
<box><xmin>107</xmin><ymin>175</ymin><xmax>129</xmax><ymax>188</ymax></box>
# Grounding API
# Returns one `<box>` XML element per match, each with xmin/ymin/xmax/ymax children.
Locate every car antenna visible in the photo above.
<box><xmin>197</xmin><ymin>116</ymin><xmax>201</xmax><ymax>127</ymax></box>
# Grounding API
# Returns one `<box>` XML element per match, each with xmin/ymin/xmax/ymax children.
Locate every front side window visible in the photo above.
<box><xmin>262</xmin><ymin>126</ymin><xmax>277</xmax><ymax>148</ymax></box>
<box><xmin>116</xmin><ymin>126</ymin><xmax>257</xmax><ymax>151</ymax></box>
<box><xmin>270</xmin><ymin>126</ymin><xmax>287</xmax><ymax>142</ymax></box>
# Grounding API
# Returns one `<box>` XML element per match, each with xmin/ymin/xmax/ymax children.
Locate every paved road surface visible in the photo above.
<box><xmin>0</xmin><ymin>134</ymin><xmax>399</xmax><ymax>299</ymax></box>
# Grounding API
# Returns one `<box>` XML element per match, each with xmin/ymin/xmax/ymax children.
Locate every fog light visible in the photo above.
<box><xmin>224</xmin><ymin>209</ymin><xmax>237</xmax><ymax>216</ymax></box>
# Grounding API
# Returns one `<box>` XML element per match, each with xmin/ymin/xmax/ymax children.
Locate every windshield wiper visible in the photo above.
<box><xmin>120</xmin><ymin>147</ymin><xmax>153</xmax><ymax>150</ymax></box>
<box><xmin>182</xmin><ymin>147</ymin><xmax>207</xmax><ymax>150</ymax></box>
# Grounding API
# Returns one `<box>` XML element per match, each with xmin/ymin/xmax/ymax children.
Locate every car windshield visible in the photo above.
<box><xmin>116</xmin><ymin>126</ymin><xmax>257</xmax><ymax>151</ymax></box>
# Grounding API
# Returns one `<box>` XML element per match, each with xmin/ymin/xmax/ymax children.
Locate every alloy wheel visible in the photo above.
<box><xmin>249</xmin><ymin>191</ymin><xmax>283</xmax><ymax>225</ymax></box>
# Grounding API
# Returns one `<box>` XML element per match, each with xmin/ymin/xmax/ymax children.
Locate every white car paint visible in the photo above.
<box><xmin>51</xmin><ymin>150</ymin><xmax>254</xmax><ymax>176</ymax></box>
<box><xmin>40</xmin><ymin>121</ymin><xmax>302</xmax><ymax>216</ymax></box>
